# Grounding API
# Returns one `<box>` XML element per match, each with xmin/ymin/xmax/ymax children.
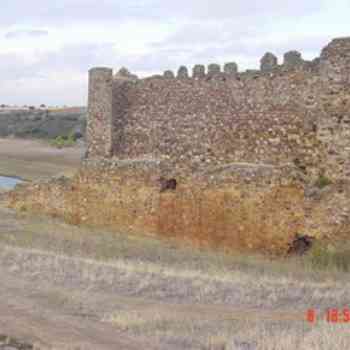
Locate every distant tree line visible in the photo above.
<box><xmin>0</xmin><ymin>104</ymin><xmax>47</xmax><ymax>109</ymax></box>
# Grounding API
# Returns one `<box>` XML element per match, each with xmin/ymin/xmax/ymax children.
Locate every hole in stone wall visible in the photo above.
<box><xmin>337</xmin><ymin>115</ymin><xmax>343</xmax><ymax>124</ymax></box>
<box><xmin>160</xmin><ymin>178</ymin><xmax>177</xmax><ymax>192</ymax></box>
<box><xmin>287</xmin><ymin>234</ymin><xmax>315</xmax><ymax>256</ymax></box>
<box><xmin>293</xmin><ymin>158</ymin><xmax>307</xmax><ymax>174</ymax></box>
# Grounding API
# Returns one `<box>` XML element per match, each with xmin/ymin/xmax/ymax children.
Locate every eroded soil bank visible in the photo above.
<box><xmin>6</xmin><ymin>156</ymin><xmax>350</xmax><ymax>256</ymax></box>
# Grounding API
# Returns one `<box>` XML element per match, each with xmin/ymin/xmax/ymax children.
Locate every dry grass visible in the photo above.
<box><xmin>1</xmin><ymin>206</ymin><xmax>350</xmax><ymax>349</ymax></box>
<box><xmin>305</xmin><ymin>242</ymin><xmax>350</xmax><ymax>272</ymax></box>
<box><xmin>102</xmin><ymin>309</ymin><xmax>350</xmax><ymax>349</ymax></box>
<box><xmin>1</xmin><ymin>242</ymin><xmax>350</xmax><ymax>349</ymax></box>
<box><xmin>216</xmin><ymin>322</ymin><xmax>350</xmax><ymax>350</ymax></box>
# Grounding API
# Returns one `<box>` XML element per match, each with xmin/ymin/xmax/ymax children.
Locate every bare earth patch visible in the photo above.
<box><xmin>0</xmin><ymin>138</ymin><xmax>83</xmax><ymax>181</ymax></box>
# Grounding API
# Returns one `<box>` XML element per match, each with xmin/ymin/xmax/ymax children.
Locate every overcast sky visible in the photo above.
<box><xmin>0</xmin><ymin>0</ymin><xmax>349</xmax><ymax>106</ymax></box>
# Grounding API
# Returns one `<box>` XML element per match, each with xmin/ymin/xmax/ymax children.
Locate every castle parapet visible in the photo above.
<box><xmin>224</xmin><ymin>62</ymin><xmax>238</xmax><ymax>75</ymax></box>
<box><xmin>193</xmin><ymin>65</ymin><xmax>206</xmax><ymax>79</ymax></box>
<box><xmin>283</xmin><ymin>51</ymin><xmax>304</xmax><ymax>68</ymax></box>
<box><xmin>163</xmin><ymin>70</ymin><xmax>175</xmax><ymax>78</ymax></box>
<box><xmin>260</xmin><ymin>52</ymin><xmax>278</xmax><ymax>71</ymax></box>
<box><xmin>207</xmin><ymin>63</ymin><xmax>221</xmax><ymax>77</ymax></box>
<box><xmin>114</xmin><ymin>67</ymin><xmax>138</xmax><ymax>81</ymax></box>
<box><xmin>177</xmin><ymin>66</ymin><xmax>189</xmax><ymax>79</ymax></box>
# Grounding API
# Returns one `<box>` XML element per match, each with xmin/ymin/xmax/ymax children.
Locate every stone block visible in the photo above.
<box><xmin>177</xmin><ymin>66</ymin><xmax>189</xmax><ymax>79</ymax></box>
<box><xmin>192</xmin><ymin>65</ymin><xmax>206</xmax><ymax>79</ymax></box>
<box><xmin>164</xmin><ymin>70</ymin><xmax>175</xmax><ymax>78</ymax></box>
<box><xmin>284</xmin><ymin>51</ymin><xmax>303</xmax><ymax>68</ymax></box>
<box><xmin>207</xmin><ymin>63</ymin><xmax>221</xmax><ymax>77</ymax></box>
<box><xmin>260</xmin><ymin>52</ymin><xmax>278</xmax><ymax>71</ymax></box>
<box><xmin>224</xmin><ymin>62</ymin><xmax>238</xmax><ymax>75</ymax></box>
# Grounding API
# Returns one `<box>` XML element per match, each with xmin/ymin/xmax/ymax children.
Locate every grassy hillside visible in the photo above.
<box><xmin>0</xmin><ymin>108</ymin><xmax>86</xmax><ymax>140</ymax></box>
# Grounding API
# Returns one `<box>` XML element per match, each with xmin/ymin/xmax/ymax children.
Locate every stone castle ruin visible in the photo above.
<box><xmin>8</xmin><ymin>38</ymin><xmax>350</xmax><ymax>255</ymax></box>
<box><xmin>86</xmin><ymin>37</ymin><xmax>350</xmax><ymax>180</ymax></box>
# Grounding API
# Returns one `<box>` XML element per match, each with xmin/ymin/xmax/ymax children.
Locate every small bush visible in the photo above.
<box><xmin>306</xmin><ymin>243</ymin><xmax>350</xmax><ymax>272</ymax></box>
<box><xmin>315</xmin><ymin>174</ymin><xmax>332</xmax><ymax>189</ymax></box>
<box><xmin>49</xmin><ymin>134</ymin><xmax>76</xmax><ymax>148</ymax></box>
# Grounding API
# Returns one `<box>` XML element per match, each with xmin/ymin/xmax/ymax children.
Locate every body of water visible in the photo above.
<box><xmin>0</xmin><ymin>176</ymin><xmax>22</xmax><ymax>190</ymax></box>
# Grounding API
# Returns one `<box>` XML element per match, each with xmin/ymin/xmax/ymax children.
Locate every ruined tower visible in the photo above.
<box><xmin>86</xmin><ymin>67</ymin><xmax>113</xmax><ymax>158</ymax></box>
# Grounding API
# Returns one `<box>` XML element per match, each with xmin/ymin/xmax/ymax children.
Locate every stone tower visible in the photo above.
<box><xmin>320</xmin><ymin>37</ymin><xmax>350</xmax><ymax>84</ymax></box>
<box><xmin>86</xmin><ymin>67</ymin><xmax>113</xmax><ymax>158</ymax></box>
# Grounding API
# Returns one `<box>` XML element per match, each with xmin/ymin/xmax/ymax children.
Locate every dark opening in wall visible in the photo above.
<box><xmin>293</xmin><ymin>158</ymin><xmax>307</xmax><ymax>174</ymax></box>
<box><xmin>160</xmin><ymin>178</ymin><xmax>177</xmax><ymax>192</ymax></box>
<box><xmin>287</xmin><ymin>234</ymin><xmax>315</xmax><ymax>256</ymax></box>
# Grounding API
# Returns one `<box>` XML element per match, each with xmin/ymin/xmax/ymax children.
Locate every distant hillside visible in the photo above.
<box><xmin>0</xmin><ymin>108</ymin><xmax>86</xmax><ymax>140</ymax></box>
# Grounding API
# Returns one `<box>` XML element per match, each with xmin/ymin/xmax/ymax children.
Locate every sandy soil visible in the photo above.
<box><xmin>0</xmin><ymin>138</ymin><xmax>84</xmax><ymax>181</ymax></box>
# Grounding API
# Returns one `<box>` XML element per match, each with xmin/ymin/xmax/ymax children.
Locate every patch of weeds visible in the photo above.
<box><xmin>206</xmin><ymin>335</ymin><xmax>227</xmax><ymax>350</ymax></box>
<box><xmin>18</xmin><ymin>203</ymin><xmax>27</xmax><ymax>212</ymax></box>
<box><xmin>315</xmin><ymin>174</ymin><xmax>332</xmax><ymax>189</ymax></box>
<box><xmin>306</xmin><ymin>242</ymin><xmax>350</xmax><ymax>272</ymax></box>
<box><xmin>49</xmin><ymin>133</ymin><xmax>76</xmax><ymax>148</ymax></box>
<box><xmin>0</xmin><ymin>334</ymin><xmax>33</xmax><ymax>349</ymax></box>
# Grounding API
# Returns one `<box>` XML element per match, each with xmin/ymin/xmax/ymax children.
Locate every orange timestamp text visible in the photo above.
<box><xmin>307</xmin><ymin>308</ymin><xmax>350</xmax><ymax>324</ymax></box>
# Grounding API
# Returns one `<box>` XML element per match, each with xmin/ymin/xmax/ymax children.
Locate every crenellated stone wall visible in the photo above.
<box><xmin>86</xmin><ymin>37</ymin><xmax>350</xmax><ymax>183</ymax></box>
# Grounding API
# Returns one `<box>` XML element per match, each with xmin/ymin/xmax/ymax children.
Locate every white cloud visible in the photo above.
<box><xmin>5</xmin><ymin>29</ymin><xmax>48</xmax><ymax>39</ymax></box>
<box><xmin>0</xmin><ymin>0</ymin><xmax>349</xmax><ymax>105</ymax></box>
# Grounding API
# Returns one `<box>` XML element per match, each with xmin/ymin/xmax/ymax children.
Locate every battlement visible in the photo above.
<box><xmin>110</xmin><ymin>52</ymin><xmax>313</xmax><ymax>83</ymax></box>
<box><xmin>110</xmin><ymin>38</ymin><xmax>350</xmax><ymax>83</ymax></box>
<box><xmin>86</xmin><ymin>37</ymin><xmax>350</xmax><ymax>178</ymax></box>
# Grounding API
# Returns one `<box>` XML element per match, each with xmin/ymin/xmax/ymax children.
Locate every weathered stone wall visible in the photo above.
<box><xmin>7</xmin><ymin>160</ymin><xmax>307</xmax><ymax>255</ymax></box>
<box><xmin>87</xmin><ymin>37</ymin><xmax>350</xmax><ymax>182</ymax></box>
<box><xmin>109</xmin><ymin>72</ymin><xmax>324</xmax><ymax>178</ymax></box>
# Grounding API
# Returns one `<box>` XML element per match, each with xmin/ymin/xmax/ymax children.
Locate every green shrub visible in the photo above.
<box><xmin>49</xmin><ymin>134</ymin><xmax>76</xmax><ymax>148</ymax></box>
<box><xmin>306</xmin><ymin>243</ymin><xmax>350</xmax><ymax>272</ymax></box>
<box><xmin>315</xmin><ymin>174</ymin><xmax>332</xmax><ymax>189</ymax></box>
